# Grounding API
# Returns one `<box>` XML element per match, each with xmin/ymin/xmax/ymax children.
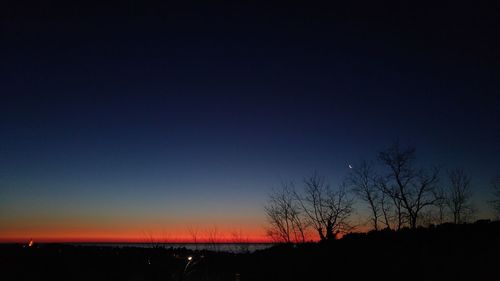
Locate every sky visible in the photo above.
<box><xmin>0</xmin><ymin>1</ymin><xmax>499</xmax><ymax>242</ymax></box>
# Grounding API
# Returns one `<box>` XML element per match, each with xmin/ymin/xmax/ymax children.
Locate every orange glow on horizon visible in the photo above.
<box><xmin>0</xmin><ymin>215</ymin><xmax>370</xmax><ymax>244</ymax></box>
<box><xmin>0</xmin><ymin>236</ymin><xmax>272</xmax><ymax>244</ymax></box>
<box><xmin>0</xmin><ymin>224</ymin><xmax>374</xmax><ymax>243</ymax></box>
<box><xmin>0</xmin><ymin>227</ymin><xmax>272</xmax><ymax>243</ymax></box>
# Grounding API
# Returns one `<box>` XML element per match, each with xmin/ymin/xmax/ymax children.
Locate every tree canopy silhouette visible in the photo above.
<box><xmin>445</xmin><ymin>168</ymin><xmax>474</xmax><ymax>223</ymax></box>
<box><xmin>378</xmin><ymin>143</ymin><xmax>440</xmax><ymax>229</ymax></box>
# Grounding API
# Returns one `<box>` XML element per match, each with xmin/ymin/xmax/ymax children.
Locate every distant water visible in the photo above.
<box><xmin>69</xmin><ymin>243</ymin><xmax>273</xmax><ymax>253</ymax></box>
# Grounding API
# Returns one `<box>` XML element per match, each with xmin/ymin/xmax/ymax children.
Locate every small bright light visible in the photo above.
<box><xmin>187</xmin><ymin>256</ymin><xmax>193</xmax><ymax>261</ymax></box>
<box><xmin>348</xmin><ymin>164</ymin><xmax>353</xmax><ymax>169</ymax></box>
<box><xmin>28</xmin><ymin>239</ymin><xmax>34</xmax><ymax>247</ymax></box>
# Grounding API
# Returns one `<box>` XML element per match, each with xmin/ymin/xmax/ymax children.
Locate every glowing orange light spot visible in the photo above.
<box><xmin>28</xmin><ymin>239</ymin><xmax>34</xmax><ymax>247</ymax></box>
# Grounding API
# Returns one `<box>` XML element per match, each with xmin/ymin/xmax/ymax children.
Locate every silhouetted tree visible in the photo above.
<box><xmin>378</xmin><ymin>184</ymin><xmax>395</xmax><ymax>229</ymax></box>
<box><xmin>265</xmin><ymin>183</ymin><xmax>307</xmax><ymax>243</ymax></box>
<box><xmin>206</xmin><ymin>225</ymin><xmax>221</xmax><ymax>251</ymax></box>
<box><xmin>446</xmin><ymin>169</ymin><xmax>474</xmax><ymax>224</ymax></box>
<box><xmin>296</xmin><ymin>173</ymin><xmax>353</xmax><ymax>241</ymax></box>
<box><xmin>231</xmin><ymin>229</ymin><xmax>250</xmax><ymax>252</ymax></box>
<box><xmin>378</xmin><ymin>143</ymin><xmax>440</xmax><ymax>229</ymax></box>
<box><xmin>187</xmin><ymin>226</ymin><xmax>199</xmax><ymax>250</ymax></box>
<box><xmin>434</xmin><ymin>186</ymin><xmax>447</xmax><ymax>224</ymax></box>
<box><xmin>347</xmin><ymin>161</ymin><xmax>381</xmax><ymax>230</ymax></box>
<box><xmin>377</xmin><ymin>176</ymin><xmax>406</xmax><ymax>230</ymax></box>
<box><xmin>491</xmin><ymin>176</ymin><xmax>500</xmax><ymax>217</ymax></box>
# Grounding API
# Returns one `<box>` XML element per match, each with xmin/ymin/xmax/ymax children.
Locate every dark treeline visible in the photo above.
<box><xmin>2</xmin><ymin>221</ymin><xmax>500</xmax><ymax>281</ymax></box>
<box><xmin>265</xmin><ymin>142</ymin><xmax>499</xmax><ymax>243</ymax></box>
<box><xmin>245</xmin><ymin>221</ymin><xmax>500</xmax><ymax>281</ymax></box>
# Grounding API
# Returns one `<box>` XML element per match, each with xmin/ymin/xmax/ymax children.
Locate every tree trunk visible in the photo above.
<box><xmin>318</xmin><ymin>227</ymin><xmax>326</xmax><ymax>242</ymax></box>
<box><xmin>324</xmin><ymin>221</ymin><xmax>336</xmax><ymax>240</ymax></box>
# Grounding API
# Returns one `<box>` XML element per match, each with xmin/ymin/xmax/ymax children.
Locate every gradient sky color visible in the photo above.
<box><xmin>1</xmin><ymin>1</ymin><xmax>499</xmax><ymax>242</ymax></box>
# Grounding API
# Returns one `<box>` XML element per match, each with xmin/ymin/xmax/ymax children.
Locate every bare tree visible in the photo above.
<box><xmin>378</xmin><ymin>184</ymin><xmax>394</xmax><ymax>229</ymax></box>
<box><xmin>187</xmin><ymin>226</ymin><xmax>199</xmax><ymax>250</ymax></box>
<box><xmin>296</xmin><ymin>173</ymin><xmax>354</xmax><ymax>241</ymax></box>
<box><xmin>230</xmin><ymin>229</ymin><xmax>250</xmax><ymax>253</ymax></box>
<box><xmin>446</xmin><ymin>169</ymin><xmax>474</xmax><ymax>224</ymax></box>
<box><xmin>490</xmin><ymin>176</ymin><xmax>500</xmax><ymax>217</ymax></box>
<box><xmin>264</xmin><ymin>182</ymin><xmax>307</xmax><ymax>243</ymax></box>
<box><xmin>378</xmin><ymin>143</ymin><xmax>440</xmax><ymax>229</ymax></box>
<box><xmin>377</xmin><ymin>176</ymin><xmax>406</xmax><ymax>230</ymax></box>
<box><xmin>142</xmin><ymin>231</ymin><xmax>168</xmax><ymax>249</ymax></box>
<box><xmin>434</xmin><ymin>186</ymin><xmax>447</xmax><ymax>224</ymax></box>
<box><xmin>206</xmin><ymin>225</ymin><xmax>221</xmax><ymax>251</ymax></box>
<box><xmin>347</xmin><ymin>161</ymin><xmax>381</xmax><ymax>230</ymax></box>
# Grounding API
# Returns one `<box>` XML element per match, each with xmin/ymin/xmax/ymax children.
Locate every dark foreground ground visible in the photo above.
<box><xmin>1</xmin><ymin>221</ymin><xmax>499</xmax><ymax>281</ymax></box>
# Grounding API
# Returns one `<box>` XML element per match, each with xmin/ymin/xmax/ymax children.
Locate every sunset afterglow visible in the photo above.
<box><xmin>1</xmin><ymin>0</ymin><xmax>498</xmax><ymax>246</ymax></box>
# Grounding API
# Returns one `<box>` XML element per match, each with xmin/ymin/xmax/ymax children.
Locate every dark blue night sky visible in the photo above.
<box><xmin>1</xmin><ymin>1</ymin><xmax>499</xmax><ymax>241</ymax></box>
